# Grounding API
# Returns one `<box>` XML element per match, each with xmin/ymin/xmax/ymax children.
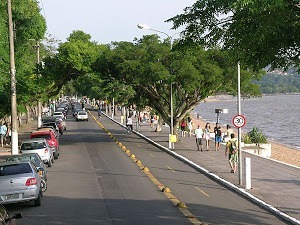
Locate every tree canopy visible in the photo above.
<box><xmin>94</xmin><ymin>35</ymin><xmax>261</xmax><ymax>131</ymax></box>
<box><xmin>0</xmin><ymin>0</ymin><xmax>46</xmax><ymax>117</ymax></box>
<box><xmin>167</xmin><ymin>0</ymin><xmax>300</xmax><ymax>71</ymax></box>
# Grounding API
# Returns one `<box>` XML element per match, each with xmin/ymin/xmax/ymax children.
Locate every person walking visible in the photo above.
<box><xmin>187</xmin><ymin>117</ymin><xmax>193</xmax><ymax>137</ymax></box>
<box><xmin>195</xmin><ymin>125</ymin><xmax>204</xmax><ymax>151</ymax></box>
<box><xmin>5</xmin><ymin>124</ymin><xmax>11</xmax><ymax>146</ymax></box>
<box><xmin>0</xmin><ymin>122</ymin><xmax>7</xmax><ymax>147</ymax></box>
<box><xmin>126</xmin><ymin>116</ymin><xmax>133</xmax><ymax>133</ymax></box>
<box><xmin>98</xmin><ymin>108</ymin><xmax>102</xmax><ymax>120</ymax></box>
<box><xmin>214</xmin><ymin>123</ymin><xmax>222</xmax><ymax>151</ymax></box>
<box><xmin>223</xmin><ymin>124</ymin><xmax>233</xmax><ymax>142</ymax></box>
<box><xmin>225</xmin><ymin>133</ymin><xmax>239</xmax><ymax>173</ymax></box>
<box><xmin>204</xmin><ymin>123</ymin><xmax>211</xmax><ymax>151</ymax></box>
<box><xmin>180</xmin><ymin>119</ymin><xmax>186</xmax><ymax>137</ymax></box>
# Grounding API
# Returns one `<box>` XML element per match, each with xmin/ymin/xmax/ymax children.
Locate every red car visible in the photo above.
<box><xmin>30</xmin><ymin>130</ymin><xmax>59</xmax><ymax>159</ymax></box>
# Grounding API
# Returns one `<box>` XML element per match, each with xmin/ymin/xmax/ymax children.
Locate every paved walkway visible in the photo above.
<box><xmin>104</xmin><ymin>111</ymin><xmax>300</xmax><ymax>225</ymax></box>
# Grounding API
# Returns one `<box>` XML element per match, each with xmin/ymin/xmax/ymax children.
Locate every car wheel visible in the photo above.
<box><xmin>48</xmin><ymin>159</ymin><xmax>52</xmax><ymax>167</ymax></box>
<box><xmin>51</xmin><ymin>157</ymin><xmax>54</xmax><ymax>163</ymax></box>
<box><xmin>34</xmin><ymin>192</ymin><xmax>42</xmax><ymax>207</ymax></box>
<box><xmin>53</xmin><ymin>152</ymin><xmax>59</xmax><ymax>159</ymax></box>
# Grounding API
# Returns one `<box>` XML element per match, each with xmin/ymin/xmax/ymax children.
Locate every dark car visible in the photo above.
<box><xmin>0</xmin><ymin>204</ymin><xmax>22</xmax><ymax>224</ymax></box>
<box><xmin>41</xmin><ymin>117</ymin><xmax>63</xmax><ymax>135</ymax></box>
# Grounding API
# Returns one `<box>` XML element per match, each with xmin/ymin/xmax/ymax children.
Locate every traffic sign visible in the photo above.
<box><xmin>232</xmin><ymin>114</ymin><xmax>246</xmax><ymax>128</ymax></box>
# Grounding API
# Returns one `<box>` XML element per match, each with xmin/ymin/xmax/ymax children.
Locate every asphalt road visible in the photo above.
<box><xmin>6</xmin><ymin>110</ymin><xmax>289</xmax><ymax>225</ymax></box>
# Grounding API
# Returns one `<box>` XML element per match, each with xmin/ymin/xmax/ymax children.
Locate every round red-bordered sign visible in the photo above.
<box><xmin>232</xmin><ymin>114</ymin><xmax>246</xmax><ymax>128</ymax></box>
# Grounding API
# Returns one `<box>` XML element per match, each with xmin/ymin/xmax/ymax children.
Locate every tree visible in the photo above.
<box><xmin>41</xmin><ymin>31</ymin><xmax>107</xmax><ymax>97</ymax></box>
<box><xmin>94</xmin><ymin>35</ymin><xmax>261</xmax><ymax>134</ymax></box>
<box><xmin>167</xmin><ymin>0</ymin><xmax>300</xmax><ymax>71</ymax></box>
<box><xmin>0</xmin><ymin>0</ymin><xmax>47</xmax><ymax>118</ymax></box>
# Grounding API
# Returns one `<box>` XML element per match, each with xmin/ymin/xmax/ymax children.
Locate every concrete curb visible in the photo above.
<box><xmin>104</xmin><ymin>113</ymin><xmax>300</xmax><ymax>225</ymax></box>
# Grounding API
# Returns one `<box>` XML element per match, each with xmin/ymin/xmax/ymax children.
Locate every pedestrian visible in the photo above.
<box><xmin>187</xmin><ymin>117</ymin><xmax>193</xmax><ymax>137</ymax></box>
<box><xmin>126</xmin><ymin>116</ymin><xmax>133</xmax><ymax>133</ymax></box>
<box><xmin>150</xmin><ymin>115</ymin><xmax>154</xmax><ymax>128</ymax></box>
<box><xmin>204</xmin><ymin>123</ymin><xmax>211</xmax><ymax>151</ymax></box>
<box><xmin>223</xmin><ymin>124</ymin><xmax>233</xmax><ymax>142</ymax></box>
<box><xmin>98</xmin><ymin>109</ymin><xmax>102</xmax><ymax>120</ymax></box>
<box><xmin>214</xmin><ymin>123</ymin><xmax>222</xmax><ymax>151</ymax></box>
<box><xmin>180</xmin><ymin>119</ymin><xmax>186</xmax><ymax>137</ymax></box>
<box><xmin>5</xmin><ymin>123</ymin><xmax>11</xmax><ymax>146</ymax></box>
<box><xmin>195</xmin><ymin>125</ymin><xmax>204</xmax><ymax>151</ymax></box>
<box><xmin>0</xmin><ymin>122</ymin><xmax>7</xmax><ymax>147</ymax></box>
<box><xmin>225</xmin><ymin>133</ymin><xmax>238</xmax><ymax>173</ymax></box>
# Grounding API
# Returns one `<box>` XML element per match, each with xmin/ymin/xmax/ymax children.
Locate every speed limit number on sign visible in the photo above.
<box><xmin>232</xmin><ymin>114</ymin><xmax>246</xmax><ymax>128</ymax></box>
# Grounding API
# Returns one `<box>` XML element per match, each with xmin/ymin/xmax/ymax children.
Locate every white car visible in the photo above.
<box><xmin>20</xmin><ymin>139</ymin><xmax>54</xmax><ymax>167</ymax></box>
<box><xmin>76</xmin><ymin>111</ymin><xmax>88</xmax><ymax>121</ymax></box>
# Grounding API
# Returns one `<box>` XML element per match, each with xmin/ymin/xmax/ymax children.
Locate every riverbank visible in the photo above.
<box><xmin>190</xmin><ymin>114</ymin><xmax>300</xmax><ymax>167</ymax></box>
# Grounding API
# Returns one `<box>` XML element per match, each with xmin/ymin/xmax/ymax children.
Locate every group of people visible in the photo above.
<box><xmin>181</xmin><ymin>118</ymin><xmax>238</xmax><ymax>173</ymax></box>
<box><xmin>0</xmin><ymin>122</ymin><xmax>11</xmax><ymax>147</ymax></box>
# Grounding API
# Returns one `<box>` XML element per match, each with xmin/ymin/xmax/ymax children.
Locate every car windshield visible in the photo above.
<box><xmin>78</xmin><ymin>112</ymin><xmax>86</xmax><ymax>115</ymax></box>
<box><xmin>0</xmin><ymin>163</ymin><xmax>32</xmax><ymax>176</ymax></box>
<box><xmin>21</xmin><ymin>141</ymin><xmax>46</xmax><ymax>150</ymax></box>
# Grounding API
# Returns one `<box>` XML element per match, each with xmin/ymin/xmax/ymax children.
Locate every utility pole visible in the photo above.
<box><xmin>7</xmin><ymin>0</ymin><xmax>18</xmax><ymax>155</ymax></box>
<box><xmin>33</xmin><ymin>41</ymin><xmax>42</xmax><ymax>127</ymax></box>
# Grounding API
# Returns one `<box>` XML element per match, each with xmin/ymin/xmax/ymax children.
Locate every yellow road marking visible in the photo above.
<box><xmin>90</xmin><ymin>111</ymin><xmax>203</xmax><ymax>224</ymax></box>
<box><xmin>195</xmin><ymin>186</ymin><xmax>210</xmax><ymax>197</ymax></box>
<box><xmin>167</xmin><ymin>165</ymin><xmax>176</xmax><ymax>172</ymax></box>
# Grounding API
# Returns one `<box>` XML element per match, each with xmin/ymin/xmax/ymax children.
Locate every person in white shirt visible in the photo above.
<box><xmin>195</xmin><ymin>125</ymin><xmax>204</xmax><ymax>151</ymax></box>
<box><xmin>126</xmin><ymin>116</ymin><xmax>133</xmax><ymax>133</ymax></box>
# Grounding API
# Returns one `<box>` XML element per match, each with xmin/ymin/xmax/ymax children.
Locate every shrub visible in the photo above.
<box><xmin>242</xmin><ymin>127</ymin><xmax>268</xmax><ymax>144</ymax></box>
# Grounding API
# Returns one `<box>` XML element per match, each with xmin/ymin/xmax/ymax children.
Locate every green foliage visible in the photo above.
<box><xmin>93</xmin><ymin>35</ymin><xmax>261</xmax><ymax>131</ymax></box>
<box><xmin>0</xmin><ymin>0</ymin><xmax>47</xmax><ymax>116</ymax></box>
<box><xmin>256</xmin><ymin>73</ymin><xmax>300</xmax><ymax>94</ymax></box>
<box><xmin>41</xmin><ymin>30</ymin><xmax>108</xmax><ymax>97</ymax></box>
<box><xmin>167</xmin><ymin>0</ymin><xmax>300</xmax><ymax>71</ymax></box>
<box><xmin>242</xmin><ymin>127</ymin><xmax>268</xmax><ymax>144</ymax></box>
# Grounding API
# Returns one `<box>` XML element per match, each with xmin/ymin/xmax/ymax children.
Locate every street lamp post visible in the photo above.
<box><xmin>215</xmin><ymin>109</ymin><xmax>228</xmax><ymax>124</ymax></box>
<box><xmin>138</xmin><ymin>24</ymin><xmax>179</xmax><ymax>149</ymax></box>
<box><xmin>237</xmin><ymin>62</ymin><xmax>243</xmax><ymax>185</ymax></box>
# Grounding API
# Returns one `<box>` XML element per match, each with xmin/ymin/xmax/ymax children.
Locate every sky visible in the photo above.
<box><xmin>40</xmin><ymin>0</ymin><xmax>196</xmax><ymax>44</ymax></box>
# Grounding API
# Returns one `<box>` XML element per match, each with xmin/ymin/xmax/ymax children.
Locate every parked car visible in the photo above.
<box><xmin>55</xmin><ymin>108</ymin><xmax>67</xmax><ymax>119</ymax></box>
<box><xmin>30</xmin><ymin>131</ymin><xmax>59</xmax><ymax>160</ymax></box>
<box><xmin>76</xmin><ymin>111</ymin><xmax>88</xmax><ymax>121</ymax></box>
<box><xmin>36</xmin><ymin>127</ymin><xmax>59</xmax><ymax>140</ymax></box>
<box><xmin>20</xmin><ymin>138</ymin><xmax>54</xmax><ymax>167</ymax></box>
<box><xmin>55</xmin><ymin>117</ymin><xmax>66</xmax><ymax>130</ymax></box>
<box><xmin>0</xmin><ymin>203</ymin><xmax>22</xmax><ymax>224</ymax></box>
<box><xmin>6</xmin><ymin>153</ymin><xmax>47</xmax><ymax>181</ymax></box>
<box><xmin>0</xmin><ymin>155</ymin><xmax>10</xmax><ymax>162</ymax></box>
<box><xmin>6</xmin><ymin>154</ymin><xmax>48</xmax><ymax>193</ymax></box>
<box><xmin>0</xmin><ymin>161</ymin><xmax>42</xmax><ymax>206</ymax></box>
<box><xmin>53</xmin><ymin>111</ymin><xmax>65</xmax><ymax>119</ymax></box>
<box><xmin>42</xmin><ymin>120</ymin><xmax>63</xmax><ymax>135</ymax></box>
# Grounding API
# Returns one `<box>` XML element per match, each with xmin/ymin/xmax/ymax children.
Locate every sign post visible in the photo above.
<box><xmin>232</xmin><ymin>113</ymin><xmax>246</xmax><ymax>185</ymax></box>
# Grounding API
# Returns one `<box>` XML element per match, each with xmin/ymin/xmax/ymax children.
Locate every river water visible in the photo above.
<box><xmin>194</xmin><ymin>94</ymin><xmax>300</xmax><ymax>150</ymax></box>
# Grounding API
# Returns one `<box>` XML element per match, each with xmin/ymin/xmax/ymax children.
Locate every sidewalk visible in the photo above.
<box><xmin>0</xmin><ymin>119</ymin><xmax>37</xmax><ymax>156</ymax></box>
<box><xmin>105</xmin><ymin>111</ymin><xmax>300</xmax><ymax>225</ymax></box>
